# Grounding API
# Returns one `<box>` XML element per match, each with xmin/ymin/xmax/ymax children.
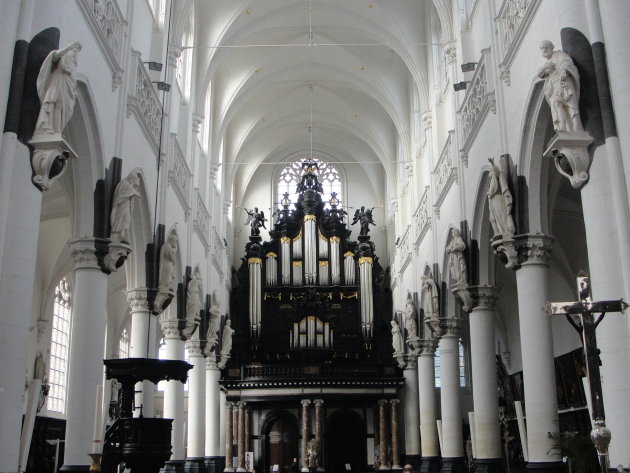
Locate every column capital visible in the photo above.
<box><xmin>160</xmin><ymin>319</ymin><xmax>181</xmax><ymax>339</ymax></box>
<box><xmin>418</xmin><ymin>338</ymin><xmax>439</xmax><ymax>355</ymax></box>
<box><xmin>390</xmin><ymin>398</ymin><xmax>400</xmax><ymax>405</ymax></box>
<box><xmin>126</xmin><ymin>289</ymin><xmax>151</xmax><ymax>311</ymax></box>
<box><xmin>192</xmin><ymin>113</ymin><xmax>203</xmax><ymax>134</ymax></box>
<box><xmin>313</xmin><ymin>399</ymin><xmax>324</xmax><ymax>407</ymax></box>
<box><xmin>377</xmin><ymin>399</ymin><xmax>389</xmax><ymax>407</ymax></box>
<box><xmin>205</xmin><ymin>354</ymin><xmax>219</xmax><ymax>369</ymax></box>
<box><xmin>69</xmin><ymin>237</ymin><xmax>100</xmax><ymax>270</ymax></box>
<box><xmin>514</xmin><ymin>233</ymin><xmax>554</xmax><ymax>268</ymax></box>
<box><xmin>236</xmin><ymin>401</ymin><xmax>247</xmax><ymax>408</ymax></box>
<box><xmin>441</xmin><ymin>317</ymin><xmax>464</xmax><ymax>337</ymax></box>
<box><xmin>469</xmin><ymin>285</ymin><xmax>499</xmax><ymax>310</ymax></box>
<box><xmin>301</xmin><ymin>399</ymin><xmax>312</xmax><ymax>407</ymax></box>
<box><xmin>226</xmin><ymin>401</ymin><xmax>235</xmax><ymax>409</ymax></box>
<box><xmin>186</xmin><ymin>339</ymin><xmax>204</xmax><ymax>356</ymax></box>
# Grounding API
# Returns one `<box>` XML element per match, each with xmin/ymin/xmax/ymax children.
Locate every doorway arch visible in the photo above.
<box><xmin>326</xmin><ymin>409</ymin><xmax>365</xmax><ymax>473</ymax></box>
<box><xmin>262</xmin><ymin>410</ymin><xmax>299</xmax><ymax>473</ymax></box>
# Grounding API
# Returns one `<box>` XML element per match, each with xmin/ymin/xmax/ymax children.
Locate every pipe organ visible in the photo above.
<box><xmin>233</xmin><ymin>160</ymin><xmax>390</xmax><ymax>362</ymax></box>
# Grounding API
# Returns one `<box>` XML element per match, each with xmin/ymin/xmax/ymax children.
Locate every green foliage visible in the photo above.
<box><xmin>548</xmin><ymin>432</ymin><xmax>598</xmax><ymax>473</ymax></box>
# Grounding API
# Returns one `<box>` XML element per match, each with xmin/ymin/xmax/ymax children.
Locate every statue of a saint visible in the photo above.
<box><xmin>186</xmin><ymin>271</ymin><xmax>202</xmax><ymax>325</ymax></box>
<box><xmin>487</xmin><ymin>157</ymin><xmax>516</xmax><ymax>238</ymax></box>
<box><xmin>205</xmin><ymin>293</ymin><xmax>221</xmax><ymax>352</ymax></box>
<box><xmin>158</xmin><ymin>233</ymin><xmax>178</xmax><ymax>292</ymax></box>
<box><xmin>220</xmin><ymin>319</ymin><xmax>235</xmax><ymax>358</ymax></box>
<box><xmin>404</xmin><ymin>292</ymin><xmax>418</xmax><ymax>340</ymax></box>
<box><xmin>244</xmin><ymin>207</ymin><xmax>267</xmax><ymax>236</ymax></box>
<box><xmin>537</xmin><ymin>40</ymin><xmax>583</xmax><ymax>132</ymax></box>
<box><xmin>34</xmin><ymin>41</ymin><xmax>83</xmax><ymax>137</ymax></box>
<box><xmin>421</xmin><ymin>276</ymin><xmax>440</xmax><ymax>334</ymax></box>
<box><xmin>351</xmin><ymin>206</ymin><xmax>376</xmax><ymax>236</ymax></box>
<box><xmin>446</xmin><ymin>228</ymin><xmax>467</xmax><ymax>286</ymax></box>
<box><xmin>390</xmin><ymin>320</ymin><xmax>403</xmax><ymax>354</ymax></box>
<box><xmin>110</xmin><ymin>171</ymin><xmax>141</xmax><ymax>243</ymax></box>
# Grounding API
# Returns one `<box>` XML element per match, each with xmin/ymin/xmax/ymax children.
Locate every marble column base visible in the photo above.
<box><xmin>419</xmin><ymin>456</ymin><xmax>440</xmax><ymax>473</ymax></box>
<box><xmin>185</xmin><ymin>457</ymin><xmax>207</xmax><ymax>473</ymax></box>
<box><xmin>526</xmin><ymin>461</ymin><xmax>564</xmax><ymax>473</ymax></box>
<box><xmin>162</xmin><ymin>459</ymin><xmax>186</xmax><ymax>473</ymax></box>
<box><xmin>440</xmin><ymin>457</ymin><xmax>465</xmax><ymax>473</ymax></box>
<box><xmin>205</xmin><ymin>456</ymin><xmax>225</xmax><ymax>473</ymax></box>
<box><xmin>59</xmin><ymin>466</ymin><xmax>90</xmax><ymax>473</ymax></box>
<box><xmin>473</xmin><ymin>458</ymin><xmax>503</xmax><ymax>473</ymax></box>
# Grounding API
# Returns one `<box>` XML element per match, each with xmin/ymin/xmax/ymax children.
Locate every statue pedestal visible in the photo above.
<box><xmin>153</xmin><ymin>289</ymin><xmax>175</xmax><ymax>315</ymax></box>
<box><xmin>544</xmin><ymin>131</ymin><xmax>593</xmax><ymax>188</ymax></box>
<box><xmin>102</xmin><ymin>240</ymin><xmax>132</xmax><ymax>273</ymax></box>
<box><xmin>28</xmin><ymin>134</ymin><xmax>78</xmax><ymax>190</ymax></box>
<box><xmin>490</xmin><ymin>235</ymin><xmax>517</xmax><ymax>270</ymax></box>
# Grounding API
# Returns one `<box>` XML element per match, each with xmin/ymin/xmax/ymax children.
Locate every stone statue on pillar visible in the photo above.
<box><xmin>421</xmin><ymin>275</ymin><xmax>441</xmax><ymax>337</ymax></box>
<box><xmin>34</xmin><ymin>41</ymin><xmax>83</xmax><ymax>137</ymax></box>
<box><xmin>110</xmin><ymin>170</ymin><xmax>141</xmax><ymax>244</ymax></box>
<box><xmin>218</xmin><ymin>319</ymin><xmax>235</xmax><ymax>369</ymax></box>
<box><xmin>391</xmin><ymin>320</ymin><xmax>403</xmax><ymax>355</ymax></box>
<box><xmin>537</xmin><ymin>39</ymin><xmax>593</xmax><ymax>188</ymax></box>
<box><xmin>205</xmin><ymin>292</ymin><xmax>221</xmax><ymax>354</ymax></box>
<box><xmin>158</xmin><ymin>233</ymin><xmax>178</xmax><ymax>292</ymax></box>
<box><xmin>446</xmin><ymin>228</ymin><xmax>467</xmax><ymax>286</ymax></box>
<box><xmin>537</xmin><ymin>40</ymin><xmax>583</xmax><ymax>133</ymax></box>
<box><xmin>487</xmin><ymin>157</ymin><xmax>516</xmax><ymax>239</ymax></box>
<box><xmin>403</xmin><ymin>292</ymin><xmax>418</xmax><ymax>341</ymax></box>
<box><xmin>183</xmin><ymin>270</ymin><xmax>202</xmax><ymax>338</ymax></box>
<box><xmin>29</xmin><ymin>41</ymin><xmax>83</xmax><ymax>190</ymax></box>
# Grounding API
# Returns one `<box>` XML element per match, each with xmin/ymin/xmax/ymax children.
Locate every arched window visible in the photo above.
<box><xmin>47</xmin><ymin>277</ymin><xmax>72</xmax><ymax>413</ymax></box>
<box><xmin>118</xmin><ymin>327</ymin><xmax>130</xmax><ymax>359</ymax></box>
<box><xmin>176</xmin><ymin>8</ymin><xmax>194</xmax><ymax>101</ymax></box>
<box><xmin>276</xmin><ymin>158</ymin><xmax>342</xmax><ymax>210</ymax></box>
<box><xmin>434</xmin><ymin>340</ymin><xmax>466</xmax><ymax>388</ymax></box>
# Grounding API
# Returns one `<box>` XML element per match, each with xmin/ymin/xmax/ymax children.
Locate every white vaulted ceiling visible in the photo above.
<box><xmin>194</xmin><ymin>0</ymin><xmax>433</xmax><ymax>204</ymax></box>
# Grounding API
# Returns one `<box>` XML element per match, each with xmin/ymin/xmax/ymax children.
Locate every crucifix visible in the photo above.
<box><xmin>545</xmin><ymin>276</ymin><xmax>629</xmax><ymax>473</ymax></box>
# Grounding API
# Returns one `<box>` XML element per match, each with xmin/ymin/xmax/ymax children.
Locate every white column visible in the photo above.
<box><xmin>402</xmin><ymin>359</ymin><xmax>420</xmax><ymax>460</ymax></box>
<box><xmin>187</xmin><ymin>339</ymin><xmax>206</xmax><ymax>460</ymax></box>
<box><xmin>514</xmin><ymin>235</ymin><xmax>560</xmax><ymax>465</ymax></box>
<box><xmin>468</xmin><ymin>286</ymin><xmax>502</xmax><ymax>467</ymax></box>
<box><xmin>0</xmin><ymin>145</ymin><xmax>43</xmax><ymax>473</ymax></box>
<box><xmin>206</xmin><ymin>355</ymin><xmax>222</xmax><ymax>458</ymax></box>
<box><xmin>438</xmin><ymin>320</ymin><xmax>464</xmax><ymax>465</ymax></box>
<box><xmin>62</xmin><ymin>238</ymin><xmax>108</xmax><ymax>467</ymax></box>
<box><xmin>127</xmin><ymin>289</ymin><xmax>156</xmax><ymax>417</ymax></box>
<box><xmin>418</xmin><ymin>339</ymin><xmax>440</xmax><ymax>470</ymax></box>
<box><xmin>161</xmin><ymin>321</ymin><xmax>186</xmax><ymax>462</ymax></box>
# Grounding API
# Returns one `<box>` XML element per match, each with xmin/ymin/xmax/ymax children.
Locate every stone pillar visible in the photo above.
<box><xmin>439</xmin><ymin>319</ymin><xmax>465</xmax><ymax>473</ymax></box>
<box><xmin>390</xmin><ymin>399</ymin><xmax>401</xmax><ymax>470</ymax></box>
<box><xmin>186</xmin><ymin>339</ymin><xmax>206</xmax><ymax>473</ymax></box>
<box><xmin>418</xmin><ymin>339</ymin><xmax>440</xmax><ymax>473</ymax></box>
<box><xmin>61</xmin><ymin>238</ymin><xmax>108</xmax><ymax>472</ymax></box>
<box><xmin>236</xmin><ymin>402</ymin><xmax>246</xmax><ymax>472</ymax></box>
<box><xmin>301</xmin><ymin>399</ymin><xmax>312</xmax><ymax>472</ymax></box>
<box><xmin>513</xmin><ymin>235</ymin><xmax>560</xmax><ymax>468</ymax></box>
<box><xmin>161</xmin><ymin>320</ymin><xmax>186</xmax><ymax>473</ymax></box>
<box><xmin>468</xmin><ymin>286</ymin><xmax>501</xmax><ymax>473</ymax></box>
<box><xmin>314</xmin><ymin>399</ymin><xmax>324</xmax><ymax>471</ymax></box>
<box><xmin>127</xmin><ymin>289</ymin><xmax>155</xmax><ymax>417</ymax></box>
<box><xmin>402</xmin><ymin>358</ymin><xmax>420</xmax><ymax>466</ymax></box>
<box><xmin>378</xmin><ymin>399</ymin><xmax>389</xmax><ymax>470</ymax></box>
<box><xmin>205</xmin><ymin>355</ymin><xmax>222</xmax><ymax>473</ymax></box>
<box><xmin>0</xmin><ymin>143</ymin><xmax>43</xmax><ymax>473</ymax></box>
<box><xmin>244</xmin><ymin>407</ymin><xmax>251</xmax><ymax>457</ymax></box>
<box><xmin>224</xmin><ymin>402</ymin><xmax>234</xmax><ymax>472</ymax></box>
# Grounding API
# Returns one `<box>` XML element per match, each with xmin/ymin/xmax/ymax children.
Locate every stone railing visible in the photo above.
<box><xmin>127</xmin><ymin>51</ymin><xmax>165</xmax><ymax>152</ymax></box>
<box><xmin>193</xmin><ymin>189</ymin><xmax>210</xmax><ymax>248</ymax></box>
<box><xmin>458</xmin><ymin>49</ymin><xmax>495</xmax><ymax>154</ymax></box>
<box><xmin>77</xmin><ymin>0</ymin><xmax>126</xmax><ymax>90</ymax></box>
<box><xmin>212</xmin><ymin>227</ymin><xmax>225</xmax><ymax>280</ymax></box>
<box><xmin>397</xmin><ymin>225</ymin><xmax>412</xmax><ymax>275</ymax></box>
<box><xmin>495</xmin><ymin>0</ymin><xmax>541</xmax><ymax>85</ymax></box>
<box><xmin>433</xmin><ymin>130</ymin><xmax>457</xmax><ymax>216</ymax></box>
<box><xmin>168</xmin><ymin>134</ymin><xmax>192</xmax><ymax>215</ymax></box>
<box><xmin>413</xmin><ymin>186</ymin><xmax>431</xmax><ymax>247</ymax></box>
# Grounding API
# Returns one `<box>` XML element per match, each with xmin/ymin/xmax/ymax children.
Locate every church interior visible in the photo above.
<box><xmin>1</xmin><ymin>1</ymin><xmax>630</xmax><ymax>473</ymax></box>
